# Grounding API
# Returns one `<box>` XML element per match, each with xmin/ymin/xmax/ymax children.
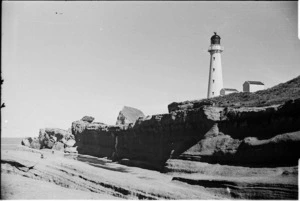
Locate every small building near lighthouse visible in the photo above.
<box><xmin>243</xmin><ymin>81</ymin><xmax>265</xmax><ymax>92</ymax></box>
<box><xmin>220</xmin><ymin>88</ymin><xmax>239</xmax><ymax>96</ymax></box>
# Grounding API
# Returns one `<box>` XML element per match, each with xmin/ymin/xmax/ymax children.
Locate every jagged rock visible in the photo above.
<box><xmin>65</xmin><ymin>139</ymin><xmax>76</xmax><ymax>147</ymax></box>
<box><xmin>51</xmin><ymin>136</ymin><xmax>57</xmax><ymax>142</ymax></box>
<box><xmin>52</xmin><ymin>142</ymin><xmax>65</xmax><ymax>151</ymax></box>
<box><xmin>64</xmin><ymin>133</ymin><xmax>75</xmax><ymax>141</ymax></box>
<box><xmin>37</xmin><ymin>128</ymin><xmax>74</xmax><ymax>149</ymax></box>
<box><xmin>81</xmin><ymin>116</ymin><xmax>95</xmax><ymax>123</ymax></box>
<box><xmin>60</xmin><ymin>138</ymin><xmax>67</xmax><ymax>144</ymax></box>
<box><xmin>29</xmin><ymin>138</ymin><xmax>42</xmax><ymax>149</ymax></box>
<box><xmin>43</xmin><ymin>138</ymin><xmax>55</xmax><ymax>149</ymax></box>
<box><xmin>21</xmin><ymin>137</ymin><xmax>33</xmax><ymax>147</ymax></box>
<box><xmin>116</xmin><ymin>106</ymin><xmax>145</xmax><ymax>125</ymax></box>
<box><xmin>44</xmin><ymin>128</ymin><xmax>69</xmax><ymax>141</ymax></box>
<box><xmin>64</xmin><ymin>146</ymin><xmax>78</xmax><ymax>154</ymax></box>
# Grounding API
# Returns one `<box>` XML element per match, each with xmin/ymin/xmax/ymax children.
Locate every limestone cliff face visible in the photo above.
<box><xmin>115</xmin><ymin>107</ymin><xmax>221</xmax><ymax>168</ymax></box>
<box><xmin>71</xmin><ymin>98</ymin><xmax>300</xmax><ymax>169</ymax></box>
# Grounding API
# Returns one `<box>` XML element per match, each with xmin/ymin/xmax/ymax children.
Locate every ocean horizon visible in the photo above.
<box><xmin>1</xmin><ymin>137</ymin><xmax>24</xmax><ymax>150</ymax></box>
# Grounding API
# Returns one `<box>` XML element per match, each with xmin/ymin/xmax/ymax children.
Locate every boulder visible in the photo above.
<box><xmin>44</xmin><ymin>128</ymin><xmax>69</xmax><ymax>141</ymax></box>
<box><xmin>29</xmin><ymin>138</ymin><xmax>42</xmax><ymax>149</ymax></box>
<box><xmin>81</xmin><ymin>116</ymin><xmax>95</xmax><ymax>123</ymax></box>
<box><xmin>60</xmin><ymin>138</ymin><xmax>67</xmax><ymax>144</ymax></box>
<box><xmin>65</xmin><ymin>139</ymin><xmax>76</xmax><ymax>147</ymax></box>
<box><xmin>38</xmin><ymin>128</ymin><xmax>72</xmax><ymax>149</ymax></box>
<box><xmin>21</xmin><ymin>137</ymin><xmax>33</xmax><ymax>147</ymax></box>
<box><xmin>116</xmin><ymin>106</ymin><xmax>145</xmax><ymax>125</ymax></box>
<box><xmin>43</xmin><ymin>138</ymin><xmax>55</xmax><ymax>149</ymax></box>
<box><xmin>65</xmin><ymin>133</ymin><xmax>75</xmax><ymax>141</ymax></box>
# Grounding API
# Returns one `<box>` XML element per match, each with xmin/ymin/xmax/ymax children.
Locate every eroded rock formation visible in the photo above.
<box><xmin>22</xmin><ymin>128</ymin><xmax>76</xmax><ymax>153</ymax></box>
<box><xmin>71</xmin><ymin>120</ymin><xmax>118</xmax><ymax>157</ymax></box>
<box><xmin>116</xmin><ymin>106</ymin><xmax>145</xmax><ymax>126</ymax></box>
<box><xmin>21</xmin><ymin>137</ymin><xmax>33</xmax><ymax>147</ymax></box>
<box><xmin>70</xmin><ymin>97</ymin><xmax>300</xmax><ymax>170</ymax></box>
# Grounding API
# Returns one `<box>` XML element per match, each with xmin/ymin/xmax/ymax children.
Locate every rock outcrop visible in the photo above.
<box><xmin>181</xmin><ymin>130</ymin><xmax>300</xmax><ymax>166</ymax></box>
<box><xmin>81</xmin><ymin>116</ymin><xmax>95</xmax><ymax>123</ymax></box>
<box><xmin>39</xmin><ymin>128</ymin><xmax>71</xmax><ymax>148</ymax></box>
<box><xmin>29</xmin><ymin>138</ymin><xmax>42</xmax><ymax>149</ymax></box>
<box><xmin>71</xmin><ymin>97</ymin><xmax>300</xmax><ymax>170</ymax></box>
<box><xmin>71</xmin><ymin>120</ymin><xmax>118</xmax><ymax>157</ymax></box>
<box><xmin>21</xmin><ymin>137</ymin><xmax>33</xmax><ymax>147</ymax></box>
<box><xmin>22</xmin><ymin>128</ymin><xmax>76</xmax><ymax>153</ymax></box>
<box><xmin>116</xmin><ymin>106</ymin><xmax>145</xmax><ymax>126</ymax></box>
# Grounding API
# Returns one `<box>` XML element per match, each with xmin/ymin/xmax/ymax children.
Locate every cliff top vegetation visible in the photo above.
<box><xmin>169</xmin><ymin>75</ymin><xmax>300</xmax><ymax>111</ymax></box>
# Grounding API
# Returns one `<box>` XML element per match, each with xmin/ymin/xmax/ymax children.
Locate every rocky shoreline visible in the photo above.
<box><xmin>1</xmin><ymin>146</ymin><xmax>298</xmax><ymax>199</ymax></box>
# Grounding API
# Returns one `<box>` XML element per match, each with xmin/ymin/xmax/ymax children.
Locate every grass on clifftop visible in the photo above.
<box><xmin>212</xmin><ymin>75</ymin><xmax>300</xmax><ymax>107</ymax></box>
<box><xmin>172</xmin><ymin>75</ymin><xmax>300</xmax><ymax>109</ymax></box>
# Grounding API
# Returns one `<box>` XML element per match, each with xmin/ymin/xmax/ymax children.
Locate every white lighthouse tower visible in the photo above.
<box><xmin>207</xmin><ymin>32</ymin><xmax>224</xmax><ymax>98</ymax></box>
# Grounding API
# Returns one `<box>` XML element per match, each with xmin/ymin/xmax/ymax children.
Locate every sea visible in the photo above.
<box><xmin>1</xmin><ymin>137</ymin><xmax>23</xmax><ymax>150</ymax></box>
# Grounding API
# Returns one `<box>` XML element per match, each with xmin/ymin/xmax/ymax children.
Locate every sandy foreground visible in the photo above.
<box><xmin>1</xmin><ymin>146</ymin><xmax>298</xmax><ymax>199</ymax></box>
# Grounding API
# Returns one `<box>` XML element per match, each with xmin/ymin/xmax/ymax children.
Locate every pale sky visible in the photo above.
<box><xmin>2</xmin><ymin>1</ymin><xmax>300</xmax><ymax>138</ymax></box>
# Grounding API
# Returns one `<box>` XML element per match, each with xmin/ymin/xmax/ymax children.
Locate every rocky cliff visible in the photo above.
<box><xmin>70</xmin><ymin>76</ymin><xmax>300</xmax><ymax>170</ymax></box>
<box><xmin>24</xmin><ymin>76</ymin><xmax>300</xmax><ymax>170</ymax></box>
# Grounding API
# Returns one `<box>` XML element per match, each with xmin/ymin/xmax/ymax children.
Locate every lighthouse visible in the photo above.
<box><xmin>207</xmin><ymin>32</ymin><xmax>224</xmax><ymax>98</ymax></box>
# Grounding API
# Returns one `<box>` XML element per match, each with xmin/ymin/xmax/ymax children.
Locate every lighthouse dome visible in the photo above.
<box><xmin>211</xmin><ymin>32</ymin><xmax>221</xmax><ymax>45</ymax></box>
